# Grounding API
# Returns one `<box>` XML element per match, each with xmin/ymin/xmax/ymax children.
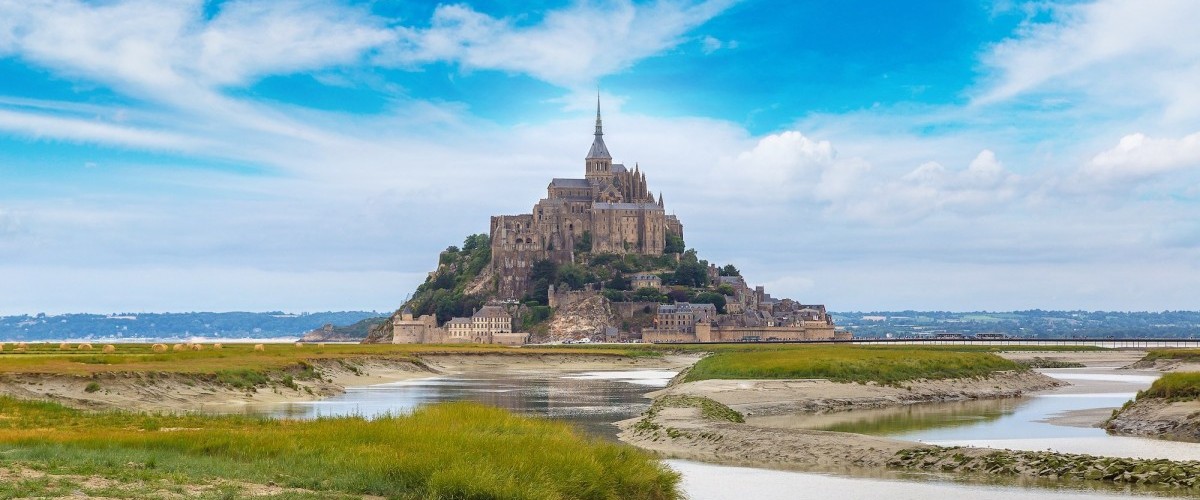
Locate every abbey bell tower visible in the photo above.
<box><xmin>585</xmin><ymin>96</ymin><xmax>613</xmax><ymax>182</ymax></box>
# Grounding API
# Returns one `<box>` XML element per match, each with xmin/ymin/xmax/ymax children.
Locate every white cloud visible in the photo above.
<box><xmin>0</xmin><ymin>107</ymin><xmax>203</xmax><ymax>150</ymax></box>
<box><xmin>381</xmin><ymin>0</ymin><xmax>736</xmax><ymax>87</ymax></box>
<box><xmin>701</xmin><ymin>130</ymin><xmax>1021</xmax><ymax>223</ymax></box>
<box><xmin>977</xmin><ymin>0</ymin><xmax>1200</xmax><ymax>120</ymax></box>
<box><xmin>0</xmin><ymin>0</ymin><xmax>392</xmax><ymax>93</ymax></box>
<box><xmin>1082</xmin><ymin>131</ymin><xmax>1200</xmax><ymax>182</ymax></box>
<box><xmin>700</xmin><ymin>35</ymin><xmax>736</xmax><ymax>54</ymax></box>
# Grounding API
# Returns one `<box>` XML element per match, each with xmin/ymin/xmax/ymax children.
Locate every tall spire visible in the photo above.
<box><xmin>594</xmin><ymin>92</ymin><xmax>603</xmax><ymax>136</ymax></box>
<box><xmin>586</xmin><ymin>93</ymin><xmax>611</xmax><ymax>159</ymax></box>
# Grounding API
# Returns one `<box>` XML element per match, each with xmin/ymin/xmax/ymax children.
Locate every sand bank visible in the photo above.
<box><xmin>618</xmin><ymin>370</ymin><xmax>1060</xmax><ymax>470</ymax></box>
<box><xmin>0</xmin><ymin>353</ymin><xmax>698</xmax><ymax>413</ymax></box>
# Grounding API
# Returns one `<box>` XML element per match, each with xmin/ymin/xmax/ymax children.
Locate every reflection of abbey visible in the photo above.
<box><xmin>490</xmin><ymin>100</ymin><xmax>683</xmax><ymax>299</ymax></box>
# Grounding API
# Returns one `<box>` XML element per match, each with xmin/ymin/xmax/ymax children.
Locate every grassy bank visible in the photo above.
<box><xmin>682</xmin><ymin>345</ymin><xmax>1024</xmax><ymax>384</ymax></box>
<box><xmin>1138</xmin><ymin>372</ymin><xmax>1200</xmax><ymax>400</ymax></box>
<box><xmin>1140</xmin><ymin>348</ymin><xmax>1200</xmax><ymax>364</ymax></box>
<box><xmin>0</xmin><ymin>342</ymin><xmax>658</xmax><ymax>377</ymax></box>
<box><xmin>0</xmin><ymin>397</ymin><xmax>680</xmax><ymax>499</ymax></box>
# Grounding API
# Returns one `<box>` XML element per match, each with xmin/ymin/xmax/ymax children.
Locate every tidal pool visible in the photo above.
<box><xmin>230</xmin><ymin>367</ymin><xmax>1199</xmax><ymax>498</ymax></box>
<box><xmin>750</xmin><ymin>369</ymin><xmax>1200</xmax><ymax>461</ymax></box>
<box><xmin>235</xmin><ymin>369</ymin><xmax>674</xmax><ymax>438</ymax></box>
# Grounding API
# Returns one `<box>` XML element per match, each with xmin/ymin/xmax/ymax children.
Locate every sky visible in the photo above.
<box><xmin>1</xmin><ymin>0</ymin><xmax>1198</xmax><ymax>315</ymax></box>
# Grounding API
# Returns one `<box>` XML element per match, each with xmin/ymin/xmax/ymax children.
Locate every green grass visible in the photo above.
<box><xmin>0</xmin><ymin>342</ymin><xmax>659</xmax><ymax>377</ymax></box>
<box><xmin>1140</xmin><ymin>349</ymin><xmax>1200</xmax><ymax>363</ymax></box>
<box><xmin>682</xmin><ymin>345</ymin><xmax>1025</xmax><ymax>385</ymax></box>
<box><xmin>1138</xmin><ymin>372</ymin><xmax>1200</xmax><ymax>401</ymax></box>
<box><xmin>0</xmin><ymin>396</ymin><xmax>680</xmax><ymax>499</ymax></box>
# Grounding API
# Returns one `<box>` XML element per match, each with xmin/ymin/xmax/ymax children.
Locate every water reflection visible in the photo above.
<box><xmin>231</xmin><ymin>370</ymin><xmax>674</xmax><ymax>439</ymax></box>
<box><xmin>750</xmin><ymin>398</ymin><xmax>1021</xmax><ymax>435</ymax></box>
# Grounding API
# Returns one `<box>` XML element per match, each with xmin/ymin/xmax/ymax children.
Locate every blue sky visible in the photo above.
<box><xmin>1</xmin><ymin>0</ymin><xmax>1198</xmax><ymax>314</ymax></box>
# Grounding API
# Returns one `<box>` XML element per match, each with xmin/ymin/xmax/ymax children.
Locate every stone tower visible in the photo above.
<box><xmin>584</xmin><ymin>96</ymin><xmax>613</xmax><ymax>183</ymax></box>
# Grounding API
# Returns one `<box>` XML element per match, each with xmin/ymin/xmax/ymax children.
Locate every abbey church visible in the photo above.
<box><xmin>490</xmin><ymin>101</ymin><xmax>684</xmax><ymax>298</ymax></box>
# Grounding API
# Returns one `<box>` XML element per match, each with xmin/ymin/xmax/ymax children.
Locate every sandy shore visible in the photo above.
<box><xmin>0</xmin><ymin>353</ymin><xmax>699</xmax><ymax>413</ymax></box>
<box><xmin>618</xmin><ymin>350</ymin><xmax>1179</xmax><ymax>477</ymax></box>
<box><xmin>617</xmin><ymin>370</ymin><xmax>1059</xmax><ymax>471</ymax></box>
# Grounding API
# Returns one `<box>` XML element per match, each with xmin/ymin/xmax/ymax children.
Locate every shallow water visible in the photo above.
<box><xmin>235</xmin><ymin>369</ymin><xmax>673</xmax><ymax>438</ymax></box>
<box><xmin>231</xmin><ymin>367</ymin><xmax>1199</xmax><ymax>498</ymax></box>
<box><xmin>751</xmin><ymin>369</ymin><xmax>1200</xmax><ymax>461</ymax></box>
<box><xmin>667</xmin><ymin>460</ymin><xmax>1185</xmax><ymax>500</ymax></box>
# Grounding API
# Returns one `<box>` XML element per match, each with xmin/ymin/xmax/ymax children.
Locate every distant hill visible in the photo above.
<box><xmin>0</xmin><ymin>311</ymin><xmax>381</xmax><ymax>341</ymax></box>
<box><xmin>300</xmin><ymin>317</ymin><xmax>388</xmax><ymax>343</ymax></box>
<box><xmin>834</xmin><ymin>310</ymin><xmax>1200</xmax><ymax>338</ymax></box>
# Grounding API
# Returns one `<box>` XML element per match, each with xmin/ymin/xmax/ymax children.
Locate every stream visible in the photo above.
<box><xmin>234</xmin><ymin>367</ymin><xmax>1198</xmax><ymax>499</ymax></box>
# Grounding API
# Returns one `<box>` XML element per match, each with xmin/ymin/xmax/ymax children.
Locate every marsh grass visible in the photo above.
<box><xmin>682</xmin><ymin>345</ymin><xmax>1024</xmax><ymax>384</ymax></box>
<box><xmin>0</xmin><ymin>343</ymin><xmax>656</xmax><ymax>377</ymax></box>
<box><xmin>0</xmin><ymin>397</ymin><xmax>680</xmax><ymax>499</ymax></box>
<box><xmin>1138</xmin><ymin>372</ymin><xmax>1200</xmax><ymax>401</ymax></box>
<box><xmin>1141</xmin><ymin>349</ymin><xmax>1200</xmax><ymax>363</ymax></box>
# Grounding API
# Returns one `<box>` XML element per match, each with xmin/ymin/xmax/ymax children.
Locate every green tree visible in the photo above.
<box><xmin>606</xmin><ymin>273</ymin><xmax>631</xmax><ymax>291</ymax></box>
<box><xmin>602</xmin><ymin>289</ymin><xmax>626</xmax><ymax>302</ymax></box>
<box><xmin>526</xmin><ymin>259</ymin><xmax>559</xmax><ymax>305</ymax></box>
<box><xmin>633</xmin><ymin>287</ymin><xmax>667</xmax><ymax>303</ymax></box>
<box><xmin>574</xmin><ymin>231</ymin><xmax>592</xmax><ymax>253</ymax></box>
<box><xmin>670</xmin><ymin>250</ymin><xmax>709</xmax><ymax>287</ymax></box>
<box><xmin>462</xmin><ymin>234</ymin><xmax>488</xmax><ymax>253</ymax></box>
<box><xmin>716</xmin><ymin>284</ymin><xmax>736</xmax><ymax>296</ymax></box>
<box><xmin>557</xmin><ymin>263</ymin><xmax>589</xmax><ymax>290</ymax></box>
<box><xmin>719</xmin><ymin>264</ymin><xmax>740</xmax><ymax>277</ymax></box>
<box><xmin>692</xmin><ymin>292</ymin><xmax>727</xmax><ymax>314</ymax></box>
<box><xmin>664</xmin><ymin>233</ymin><xmax>685</xmax><ymax>254</ymax></box>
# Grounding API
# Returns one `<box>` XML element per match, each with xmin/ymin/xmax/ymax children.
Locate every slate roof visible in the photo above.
<box><xmin>550</xmin><ymin>178</ymin><xmax>591</xmax><ymax>188</ymax></box>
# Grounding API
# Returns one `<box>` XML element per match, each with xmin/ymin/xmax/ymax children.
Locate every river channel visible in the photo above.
<box><xmin>237</xmin><ymin>367</ymin><xmax>1197</xmax><ymax>499</ymax></box>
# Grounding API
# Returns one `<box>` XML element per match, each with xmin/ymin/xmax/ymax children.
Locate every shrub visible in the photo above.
<box><xmin>84</xmin><ymin>382</ymin><xmax>101</xmax><ymax>393</ymax></box>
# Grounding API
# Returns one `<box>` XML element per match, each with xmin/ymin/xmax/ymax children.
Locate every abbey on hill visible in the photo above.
<box><xmin>490</xmin><ymin>99</ymin><xmax>683</xmax><ymax>299</ymax></box>
<box><xmin>375</xmin><ymin>102</ymin><xmax>847</xmax><ymax>345</ymax></box>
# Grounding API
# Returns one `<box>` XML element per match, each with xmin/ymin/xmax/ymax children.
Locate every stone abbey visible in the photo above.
<box><xmin>490</xmin><ymin>100</ymin><xmax>683</xmax><ymax>299</ymax></box>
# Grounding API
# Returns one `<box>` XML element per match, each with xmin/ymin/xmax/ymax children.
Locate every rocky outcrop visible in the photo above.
<box><xmin>1107</xmin><ymin>398</ymin><xmax>1200</xmax><ymax>442</ymax></box>
<box><xmin>302</xmin><ymin>317</ymin><xmax>386</xmax><ymax>343</ymax></box>
<box><xmin>546</xmin><ymin>293</ymin><xmax>618</xmax><ymax>341</ymax></box>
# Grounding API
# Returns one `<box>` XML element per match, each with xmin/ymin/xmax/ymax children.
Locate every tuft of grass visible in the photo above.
<box><xmin>1138</xmin><ymin>372</ymin><xmax>1200</xmax><ymax>401</ymax></box>
<box><xmin>683</xmin><ymin>345</ymin><xmax>1024</xmax><ymax>385</ymax></box>
<box><xmin>0</xmin><ymin>396</ymin><xmax>681</xmax><ymax>499</ymax></box>
<box><xmin>83</xmin><ymin>382</ymin><xmax>101</xmax><ymax>393</ymax></box>
<box><xmin>655</xmin><ymin>395</ymin><xmax>744</xmax><ymax>423</ymax></box>
<box><xmin>213</xmin><ymin>369</ymin><xmax>268</xmax><ymax>390</ymax></box>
